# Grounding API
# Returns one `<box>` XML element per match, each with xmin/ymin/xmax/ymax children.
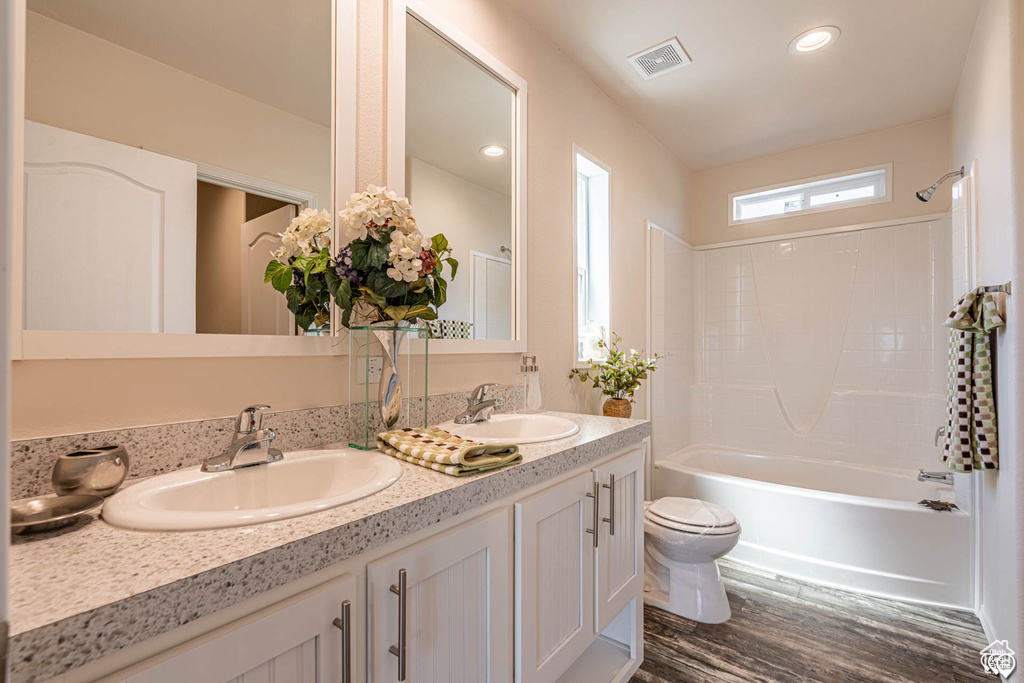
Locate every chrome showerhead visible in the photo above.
<box><xmin>916</xmin><ymin>184</ymin><xmax>938</xmax><ymax>202</ymax></box>
<box><xmin>916</xmin><ymin>166</ymin><xmax>965</xmax><ymax>202</ymax></box>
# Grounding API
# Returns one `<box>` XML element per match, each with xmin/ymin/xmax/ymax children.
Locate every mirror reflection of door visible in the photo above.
<box><xmin>23</xmin><ymin>121</ymin><xmax>198</xmax><ymax>333</ymax></box>
<box><xmin>240</xmin><ymin>204</ymin><xmax>297</xmax><ymax>336</ymax></box>
<box><xmin>405</xmin><ymin>14</ymin><xmax>515</xmax><ymax>340</ymax></box>
<box><xmin>195</xmin><ymin>183</ymin><xmax>300</xmax><ymax>336</ymax></box>
<box><xmin>471</xmin><ymin>252</ymin><xmax>512</xmax><ymax>339</ymax></box>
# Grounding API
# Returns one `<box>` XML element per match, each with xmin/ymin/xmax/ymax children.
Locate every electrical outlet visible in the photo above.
<box><xmin>359</xmin><ymin>357</ymin><xmax>383</xmax><ymax>384</ymax></box>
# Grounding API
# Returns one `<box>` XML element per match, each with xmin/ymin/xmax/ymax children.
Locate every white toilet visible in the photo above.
<box><xmin>643</xmin><ymin>497</ymin><xmax>741</xmax><ymax>624</ymax></box>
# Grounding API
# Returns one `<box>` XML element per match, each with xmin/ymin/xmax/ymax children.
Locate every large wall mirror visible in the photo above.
<box><xmin>14</xmin><ymin>0</ymin><xmax>356</xmax><ymax>358</ymax></box>
<box><xmin>389</xmin><ymin>1</ymin><xmax>527</xmax><ymax>352</ymax></box>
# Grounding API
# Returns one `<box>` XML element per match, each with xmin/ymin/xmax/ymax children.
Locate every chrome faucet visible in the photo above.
<box><xmin>918</xmin><ymin>469</ymin><xmax>955</xmax><ymax>485</ymax></box>
<box><xmin>454</xmin><ymin>383</ymin><xmax>504</xmax><ymax>424</ymax></box>
<box><xmin>201</xmin><ymin>405</ymin><xmax>284</xmax><ymax>472</ymax></box>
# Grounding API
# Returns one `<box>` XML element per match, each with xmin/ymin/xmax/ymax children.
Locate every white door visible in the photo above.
<box><xmin>593</xmin><ymin>446</ymin><xmax>645</xmax><ymax>632</ymax></box>
<box><xmin>515</xmin><ymin>471</ymin><xmax>596</xmax><ymax>683</ymax></box>
<box><xmin>23</xmin><ymin>121</ymin><xmax>197</xmax><ymax>333</ymax></box>
<box><xmin>240</xmin><ymin>204</ymin><xmax>297</xmax><ymax>336</ymax></box>
<box><xmin>368</xmin><ymin>509</ymin><xmax>512</xmax><ymax>683</ymax></box>
<box><xmin>122</xmin><ymin>574</ymin><xmax>361</xmax><ymax>683</ymax></box>
<box><xmin>471</xmin><ymin>252</ymin><xmax>512</xmax><ymax>340</ymax></box>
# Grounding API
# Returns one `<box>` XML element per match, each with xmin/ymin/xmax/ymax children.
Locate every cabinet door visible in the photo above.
<box><xmin>125</xmin><ymin>574</ymin><xmax>360</xmax><ymax>683</ymax></box>
<box><xmin>368</xmin><ymin>509</ymin><xmax>512</xmax><ymax>683</ymax></box>
<box><xmin>515</xmin><ymin>471</ymin><xmax>596</xmax><ymax>683</ymax></box>
<box><xmin>594</xmin><ymin>446</ymin><xmax>645</xmax><ymax>632</ymax></box>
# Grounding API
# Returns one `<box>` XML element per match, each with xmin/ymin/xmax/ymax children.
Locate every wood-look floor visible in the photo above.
<box><xmin>631</xmin><ymin>560</ymin><xmax>991</xmax><ymax>683</ymax></box>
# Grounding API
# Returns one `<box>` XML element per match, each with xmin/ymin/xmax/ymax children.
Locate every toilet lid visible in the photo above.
<box><xmin>647</xmin><ymin>497</ymin><xmax>736</xmax><ymax>529</ymax></box>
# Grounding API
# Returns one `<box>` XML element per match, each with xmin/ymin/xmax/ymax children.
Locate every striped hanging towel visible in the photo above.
<box><xmin>943</xmin><ymin>288</ymin><xmax>1005</xmax><ymax>472</ymax></box>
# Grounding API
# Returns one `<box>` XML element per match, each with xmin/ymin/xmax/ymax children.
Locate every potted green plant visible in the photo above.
<box><xmin>569</xmin><ymin>332</ymin><xmax>660</xmax><ymax>418</ymax></box>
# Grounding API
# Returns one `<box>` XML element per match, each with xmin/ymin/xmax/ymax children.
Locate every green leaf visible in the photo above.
<box><xmin>308</xmin><ymin>249</ymin><xmax>330</xmax><ymax>274</ymax></box>
<box><xmin>367</xmin><ymin>271</ymin><xmax>411</xmax><ymax>299</ymax></box>
<box><xmin>431</xmin><ymin>233</ymin><xmax>449</xmax><ymax>254</ymax></box>
<box><xmin>445</xmin><ymin>257</ymin><xmax>459</xmax><ymax>279</ymax></box>
<box><xmin>341</xmin><ymin>306</ymin><xmax>352</xmax><ymax>329</ymax></box>
<box><xmin>285</xmin><ymin>285</ymin><xmax>304</xmax><ymax>314</ymax></box>
<box><xmin>295</xmin><ymin>303</ymin><xmax>316</xmax><ymax>331</ymax></box>
<box><xmin>325</xmin><ymin>269</ymin><xmax>354</xmax><ymax>309</ymax></box>
<box><xmin>405</xmin><ymin>305</ymin><xmax>437</xmax><ymax>321</ymax></box>
<box><xmin>305</xmin><ymin>272</ymin><xmax>326</xmax><ymax>297</ymax></box>
<box><xmin>359</xmin><ymin>286</ymin><xmax>388</xmax><ymax>310</ymax></box>
<box><xmin>384</xmin><ymin>305</ymin><xmax>410</xmax><ymax>322</ymax></box>
<box><xmin>431</xmin><ymin>273</ymin><xmax>448</xmax><ymax>308</ymax></box>
<box><xmin>265</xmin><ymin>261</ymin><xmax>293</xmax><ymax>293</ymax></box>
<box><xmin>352</xmin><ymin>240</ymin><xmax>390</xmax><ymax>270</ymax></box>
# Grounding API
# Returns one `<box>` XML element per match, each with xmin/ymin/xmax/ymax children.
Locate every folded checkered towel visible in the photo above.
<box><xmin>376</xmin><ymin>427</ymin><xmax>521</xmax><ymax>477</ymax></box>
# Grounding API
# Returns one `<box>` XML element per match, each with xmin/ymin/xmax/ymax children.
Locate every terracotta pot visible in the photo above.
<box><xmin>602</xmin><ymin>398</ymin><xmax>632</xmax><ymax>418</ymax></box>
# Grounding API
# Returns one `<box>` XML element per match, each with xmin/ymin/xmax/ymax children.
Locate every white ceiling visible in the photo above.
<box><xmin>406</xmin><ymin>16</ymin><xmax>513</xmax><ymax>197</ymax></box>
<box><xmin>27</xmin><ymin>0</ymin><xmax>332</xmax><ymax>128</ymax></box>
<box><xmin>506</xmin><ymin>0</ymin><xmax>982</xmax><ymax>170</ymax></box>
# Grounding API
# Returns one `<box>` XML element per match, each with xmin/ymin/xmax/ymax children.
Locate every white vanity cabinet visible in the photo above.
<box><xmin>120</xmin><ymin>574</ymin><xmax>362</xmax><ymax>683</ymax></box>
<box><xmin>367</xmin><ymin>509</ymin><xmax>513</xmax><ymax>682</ymax></box>
<box><xmin>515</xmin><ymin>445</ymin><xmax>646</xmax><ymax>683</ymax></box>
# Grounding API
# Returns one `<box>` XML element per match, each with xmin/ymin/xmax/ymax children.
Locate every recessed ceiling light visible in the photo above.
<box><xmin>788</xmin><ymin>26</ymin><xmax>840</xmax><ymax>55</ymax></box>
<box><xmin>480</xmin><ymin>145</ymin><xmax>507</xmax><ymax>157</ymax></box>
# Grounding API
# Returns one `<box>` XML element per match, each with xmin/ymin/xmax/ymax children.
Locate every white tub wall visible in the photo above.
<box><xmin>690</xmin><ymin>219</ymin><xmax>953</xmax><ymax>473</ymax></box>
<box><xmin>648</xmin><ymin>228</ymin><xmax>695</xmax><ymax>477</ymax></box>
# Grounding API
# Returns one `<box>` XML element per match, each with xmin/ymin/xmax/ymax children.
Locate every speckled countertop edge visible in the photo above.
<box><xmin>9</xmin><ymin>412</ymin><xmax>649</xmax><ymax>683</ymax></box>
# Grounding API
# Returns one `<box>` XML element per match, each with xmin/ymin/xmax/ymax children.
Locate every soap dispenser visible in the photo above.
<box><xmin>515</xmin><ymin>355</ymin><xmax>543</xmax><ymax>413</ymax></box>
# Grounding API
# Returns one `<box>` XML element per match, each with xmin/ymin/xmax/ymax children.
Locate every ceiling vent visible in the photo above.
<box><xmin>628</xmin><ymin>38</ymin><xmax>691</xmax><ymax>80</ymax></box>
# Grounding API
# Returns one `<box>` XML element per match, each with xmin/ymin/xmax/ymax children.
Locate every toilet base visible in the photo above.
<box><xmin>643</xmin><ymin>552</ymin><xmax>732</xmax><ymax>624</ymax></box>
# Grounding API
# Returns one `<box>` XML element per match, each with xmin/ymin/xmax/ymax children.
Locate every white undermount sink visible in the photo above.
<box><xmin>103</xmin><ymin>448</ymin><xmax>402</xmax><ymax>531</ymax></box>
<box><xmin>440</xmin><ymin>413</ymin><xmax>580</xmax><ymax>445</ymax></box>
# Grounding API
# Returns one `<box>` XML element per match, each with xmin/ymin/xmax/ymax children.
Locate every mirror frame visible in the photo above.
<box><xmin>8</xmin><ymin>0</ymin><xmax>357</xmax><ymax>359</ymax></box>
<box><xmin>387</xmin><ymin>0</ymin><xmax>528</xmax><ymax>355</ymax></box>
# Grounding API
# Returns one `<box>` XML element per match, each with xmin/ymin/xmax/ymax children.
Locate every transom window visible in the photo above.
<box><xmin>729</xmin><ymin>164</ymin><xmax>891</xmax><ymax>225</ymax></box>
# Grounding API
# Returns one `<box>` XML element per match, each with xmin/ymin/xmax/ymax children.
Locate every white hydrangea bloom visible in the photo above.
<box><xmin>273</xmin><ymin>208</ymin><xmax>332</xmax><ymax>260</ymax></box>
<box><xmin>386</xmin><ymin>229</ymin><xmax>429</xmax><ymax>282</ymax></box>
<box><xmin>337</xmin><ymin>185</ymin><xmax>419</xmax><ymax>247</ymax></box>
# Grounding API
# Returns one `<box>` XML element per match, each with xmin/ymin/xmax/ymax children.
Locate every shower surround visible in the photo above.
<box><xmin>650</xmin><ymin>217</ymin><xmax>954</xmax><ymax>476</ymax></box>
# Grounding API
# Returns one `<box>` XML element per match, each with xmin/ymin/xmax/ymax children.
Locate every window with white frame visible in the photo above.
<box><xmin>575</xmin><ymin>149</ymin><xmax>610</xmax><ymax>362</ymax></box>
<box><xmin>729</xmin><ymin>164</ymin><xmax>891</xmax><ymax>225</ymax></box>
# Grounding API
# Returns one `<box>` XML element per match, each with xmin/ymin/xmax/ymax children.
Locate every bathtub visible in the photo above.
<box><xmin>653</xmin><ymin>446</ymin><xmax>973</xmax><ymax>608</ymax></box>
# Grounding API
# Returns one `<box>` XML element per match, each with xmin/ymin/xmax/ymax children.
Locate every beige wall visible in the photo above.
<box><xmin>25</xmin><ymin>11</ymin><xmax>331</xmax><ymax>204</ymax></box>
<box><xmin>195</xmin><ymin>183</ymin><xmax>245</xmax><ymax>336</ymax></box>
<box><xmin>690</xmin><ymin>117</ymin><xmax>952</xmax><ymax>246</ymax></box>
<box><xmin>12</xmin><ymin>0</ymin><xmax>691</xmax><ymax>438</ymax></box>
<box><xmin>952</xmin><ymin>0</ymin><xmax>1023</xmax><ymax>658</ymax></box>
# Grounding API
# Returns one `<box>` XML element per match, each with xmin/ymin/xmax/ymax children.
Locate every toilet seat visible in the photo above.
<box><xmin>645</xmin><ymin>498</ymin><xmax>740</xmax><ymax>536</ymax></box>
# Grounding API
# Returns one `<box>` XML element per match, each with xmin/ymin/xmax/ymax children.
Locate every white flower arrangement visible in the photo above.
<box><xmin>265</xmin><ymin>185</ymin><xmax>457</xmax><ymax>329</ymax></box>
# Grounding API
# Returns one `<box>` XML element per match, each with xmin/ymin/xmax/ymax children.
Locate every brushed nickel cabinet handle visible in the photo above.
<box><xmin>389</xmin><ymin>569</ymin><xmax>408</xmax><ymax>681</ymax></box>
<box><xmin>585</xmin><ymin>480</ymin><xmax>600</xmax><ymax>548</ymax></box>
<box><xmin>602</xmin><ymin>473</ymin><xmax>616</xmax><ymax>536</ymax></box>
<box><xmin>332</xmin><ymin>599</ymin><xmax>352</xmax><ymax>683</ymax></box>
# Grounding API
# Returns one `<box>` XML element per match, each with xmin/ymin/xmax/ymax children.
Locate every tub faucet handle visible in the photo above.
<box><xmin>934</xmin><ymin>425</ymin><xmax>947</xmax><ymax>447</ymax></box>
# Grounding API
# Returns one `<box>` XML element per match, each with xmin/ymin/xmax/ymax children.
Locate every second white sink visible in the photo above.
<box><xmin>103</xmin><ymin>448</ymin><xmax>402</xmax><ymax>531</ymax></box>
<box><xmin>440</xmin><ymin>414</ymin><xmax>580</xmax><ymax>445</ymax></box>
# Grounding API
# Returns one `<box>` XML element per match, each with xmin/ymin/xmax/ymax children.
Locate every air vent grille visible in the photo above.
<box><xmin>628</xmin><ymin>38</ymin><xmax>691</xmax><ymax>80</ymax></box>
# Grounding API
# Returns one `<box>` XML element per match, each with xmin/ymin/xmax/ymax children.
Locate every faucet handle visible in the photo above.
<box><xmin>236</xmin><ymin>405</ymin><xmax>271</xmax><ymax>435</ymax></box>
<box><xmin>470</xmin><ymin>383</ymin><xmax>500</xmax><ymax>402</ymax></box>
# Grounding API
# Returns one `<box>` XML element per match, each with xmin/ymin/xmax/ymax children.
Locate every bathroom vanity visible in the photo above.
<box><xmin>10</xmin><ymin>413</ymin><xmax>649</xmax><ymax>683</ymax></box>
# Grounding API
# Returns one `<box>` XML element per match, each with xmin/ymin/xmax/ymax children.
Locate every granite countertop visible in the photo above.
<box><xmin>9</xmin><ymin>412</ymin><xmax>650</xmax><ymax>682</ymax></box>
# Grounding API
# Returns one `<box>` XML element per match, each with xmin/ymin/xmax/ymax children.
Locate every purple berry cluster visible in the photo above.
<box><xmin>335</xmin><ymin>246</ymin><xmax>361</xmax><ymax>284</ymax></box>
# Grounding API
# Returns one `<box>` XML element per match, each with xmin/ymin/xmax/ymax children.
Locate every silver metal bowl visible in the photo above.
<box><xmin>11</xmin><ymin>495</ymin><xmax>103</xmax><ymax>534</ymax></box>
<box><xmin>52</xmin><ymin>445</ymin><xmax>130</xmax><ymax>497</ymax></box>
